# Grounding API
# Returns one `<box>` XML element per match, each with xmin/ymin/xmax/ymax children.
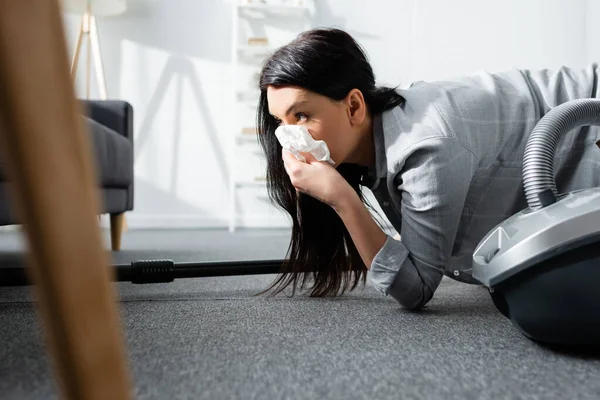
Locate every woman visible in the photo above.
<box><xmin>255</xmin><ymin>28</ymin><xmax>600</xmax><ymax>310</ymax></box>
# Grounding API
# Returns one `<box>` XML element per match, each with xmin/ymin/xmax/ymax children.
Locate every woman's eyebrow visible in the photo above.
<box><xmin>284</xmin><ymin>100</ymin><xmax>310</xmax><ymax>117</ymax></box>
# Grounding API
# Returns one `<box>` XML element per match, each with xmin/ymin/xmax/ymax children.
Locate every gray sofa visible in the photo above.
<box><xmin>0</xmin><ymin>100</ymin><xmax>134</xmax><ymax>250</ymax></box>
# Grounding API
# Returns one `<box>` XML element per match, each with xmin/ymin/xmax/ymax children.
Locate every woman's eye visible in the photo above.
<box><xmin>296</xmin><ymin>113</ymin><xmax>308</xmax><ymax>122</ymax></box>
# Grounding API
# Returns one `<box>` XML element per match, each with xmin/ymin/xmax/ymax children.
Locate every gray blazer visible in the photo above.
<box><xmin>363</xmin><ymin>63</ymin><xmax>600</xmax><ymax>309</ymax></box>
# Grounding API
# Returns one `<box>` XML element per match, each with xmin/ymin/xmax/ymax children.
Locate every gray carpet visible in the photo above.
<box><xmin>1</xmin><ymin>228</ymin><xmax>599</xmax><ymax>400</ymax></box>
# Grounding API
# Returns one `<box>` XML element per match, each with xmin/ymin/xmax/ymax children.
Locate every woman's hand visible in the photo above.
<box><xmin>282</xmin><ymin>149</ymin><xmax>354</xmax><ymax>209</ymax></box>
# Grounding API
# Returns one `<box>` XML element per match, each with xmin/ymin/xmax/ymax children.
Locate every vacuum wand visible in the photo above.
<box><xmin>0</xmin><ymin>259</ymin><xmax>287</xmax><ymax>287</ymax></box>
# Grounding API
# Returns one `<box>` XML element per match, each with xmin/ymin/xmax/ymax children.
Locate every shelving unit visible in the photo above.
<box><xmin>229</xmin><ymin>0</ymin><xmax>315</xmax><ymax>232</ymax></box>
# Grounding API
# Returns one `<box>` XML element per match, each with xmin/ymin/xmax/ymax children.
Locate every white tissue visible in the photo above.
<box><xmin>274</xmin><ymin>125</ymin><xmax>335</xmax><ymax>165</ymax></box>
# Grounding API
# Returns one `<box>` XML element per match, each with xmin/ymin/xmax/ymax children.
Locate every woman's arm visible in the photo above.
<box><xmin>333</xmin><ymin>190</ymin><xmax>387</xmax><ymax>271</ymax></box>
<box><xmin>281</xmin><ymin>139</ymin><xmax>474</xmax><ymax>309</ymax></box>
<box><xmin>334</xmin><ymin>137</ymin><xmax>477</xmax><ymax>309</ymax></box>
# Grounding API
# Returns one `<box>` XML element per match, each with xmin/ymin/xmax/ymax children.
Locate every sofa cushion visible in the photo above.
<box><xmin>86</xmin><ymin>116</ymin><xmax>133</xmax><ymax>187</ymax></box>
<box><xmin>0</xmin><ymin>116</ymin><xmax>133</xmax><ymax>187</ymax></box>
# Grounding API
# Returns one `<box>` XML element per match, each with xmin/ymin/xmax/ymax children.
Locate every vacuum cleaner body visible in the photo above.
<box><xmin>473</xmin><ymin>188</ymin><xmax>600</xmax><ymax>345</ymax></box>
<box><xmin>472</xmin><ymin>97</ymin><xmax>600</xmax><ymax>346</ymax></box>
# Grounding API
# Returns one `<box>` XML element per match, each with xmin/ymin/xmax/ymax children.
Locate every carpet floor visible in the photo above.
<box><xmin>0</xmin><ymin>228</ymin><xmax>599</xmax><ymax>400</ymax></box>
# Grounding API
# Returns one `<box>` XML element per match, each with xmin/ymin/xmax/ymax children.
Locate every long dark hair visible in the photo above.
<box><xmin>255</xmin><ymin>28</ymin><xmax>404</xmax><ymax>298</ymax></box>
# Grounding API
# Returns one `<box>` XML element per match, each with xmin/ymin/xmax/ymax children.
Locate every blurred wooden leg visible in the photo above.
<box><xmin>0</xmin><ymin>2</ymin><xmax>132</xmax><ymax>400</ymax></box>
<box><xmin>110</xmin><ymin>213</ymin><xmax>125</xmax><ymax>251</ymax></box>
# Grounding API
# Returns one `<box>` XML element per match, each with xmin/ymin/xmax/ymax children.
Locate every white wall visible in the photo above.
<box><xmin>62</xmin><ymin>0</ymin><xmax>596</xmax><ymax>229</ymax></box>
<box><xmin>587</xmin><ymin>0</ymin><xmax>600</xmax><ymax>64</ymax></box>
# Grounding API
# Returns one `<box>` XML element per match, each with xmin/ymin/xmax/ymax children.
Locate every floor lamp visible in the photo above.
<box><xmin>63</xmin><ymin>0</ymin><xmax>129</xmax><ymax>232</ymax></box>
<box><xmin>63</xmin><ymin>0</ymin><xmax>127</xmax><ymax>99</ymax></box>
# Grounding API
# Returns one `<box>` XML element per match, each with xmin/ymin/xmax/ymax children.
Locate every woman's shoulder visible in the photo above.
<box><xmin>401</xmin><ymin>69</ymin><xmax>533</xmax><ymax>121</ymax></box>
<box><xmin>381</xmin><ymin>80</ymin><xmax>480</xmax><ymax>150</ymax></box>
<box><xmin>391</xmin><ymin>69</ymin><xmax>538</xmax><ymax>148</ymax></box>
<box><xmin>379</xmin><ymin>104</ymin><xmax>476</xmax><ymax>175</ymax></box>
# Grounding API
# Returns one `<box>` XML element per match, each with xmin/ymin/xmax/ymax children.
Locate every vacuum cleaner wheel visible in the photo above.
<box><xmin>490</xmin><ymin>237</ymin><xmax>600</xmax><ymax>346</ymax></box>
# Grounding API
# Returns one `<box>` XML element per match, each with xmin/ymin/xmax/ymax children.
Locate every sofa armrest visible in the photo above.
<box><xmin>79</xmin><ymin>100</ymin><xmax>133</xmax><ymax>142</ymax></box>
<box><xmin>79</xmin><ymin>100</ymin><xmax>134</xmax><ymax>212</ymax></box>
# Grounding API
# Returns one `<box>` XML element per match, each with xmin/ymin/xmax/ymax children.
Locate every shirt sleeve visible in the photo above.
<box><xmin>368</xmin><ymin>137</ymin><xmax>477</xmax><ymax>310</ymax></box>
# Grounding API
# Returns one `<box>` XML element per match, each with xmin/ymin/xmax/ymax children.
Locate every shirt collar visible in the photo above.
<box><xmin>360</xmin><ymin>112</ymin><xmax>387</xmax><ymax>189</ymax></box>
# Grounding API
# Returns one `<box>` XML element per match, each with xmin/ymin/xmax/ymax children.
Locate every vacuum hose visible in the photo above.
<box><xmin>523</xmin><ymin>98</ymin><xmax>600</xmax><ymax>210</ymax></box>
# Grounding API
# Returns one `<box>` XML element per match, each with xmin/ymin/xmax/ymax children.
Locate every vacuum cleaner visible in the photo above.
<box><xmin>472</xmin><ymin>98</ymin><xmax>600</xmax><ymax>346</ymax></box>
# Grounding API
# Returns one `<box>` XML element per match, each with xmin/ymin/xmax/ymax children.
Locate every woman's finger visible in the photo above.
<box><xmin>299</xmin><ymin>151</ymin><xmax>318</xmax><ymax>163</ymax></box>
<box><xmin>282</xmin><ymin>151</ymin><xmax>304</xmax><ymax>188</ymax></box>
<box><xmin>282</xmin><ymin>149</ymin><xmax>299</xmax><ymax>165</ymax></box>
<box><xmin>281</xmin><ymin>149</ymin><xmax>293</xmax><ymax>174</ymax></box>
<box><xmin>282</xmin><ymin>149</ymin><xmax>307</xmax><ymax>174</ymax></box>
<box><xmin>283</xmin><ymin>148</ymin><xmax>306</xmax><ymax>163</ymax></box>
<box><xmin>282</xmin><ymin>149</ymin><xmax>292</xmax><ymax>159</ymax></box>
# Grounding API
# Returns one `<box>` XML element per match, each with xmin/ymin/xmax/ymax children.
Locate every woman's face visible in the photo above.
<box><xmin>266</xmin><ymin>86</ymin><xmax>361</xmax><ymax>166</ymax></box>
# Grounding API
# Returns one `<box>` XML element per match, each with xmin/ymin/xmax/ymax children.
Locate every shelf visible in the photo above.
<box><xmin>241</xmin><ymin>127</ymin><xmax>258</xmax><ymax>135</ymax></box>
<box><xmin>235</xmin><ymin>177</ymin><xmax>267</xmax><ymax>188</ymax></box>
<box><xmin>236</xmin><ymin>134</ymin><xmax>260</xmax><ymax>144</ymax></box>
<box><xmin>237</xmin><ymin>127</ymin><xmax>259</xmax><ymax>142</ymax></box>
<box><xmin>236</xmin><ymin>90</ymin><xmax>260</xmax><ymax>104</ymax></box>
<box><xmin>237</xmin><ymin>2</ymin><xmax>311</xmax><ymax>17</ymax></box>
<box><xmin>238</xmin><ymin>45</ymin><xmax>276</xmax><ymax>58</ymax></box>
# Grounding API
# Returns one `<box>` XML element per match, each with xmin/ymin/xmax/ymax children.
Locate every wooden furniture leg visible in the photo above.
<box><xmin>0</xmin><ymin>1</ymin><xmax>132</xmax><ymax>399</ymax></box>
<box><xmin>69</xmin><ymin>14</ymin><xmax>85</xmax><ymax>77</ymax></box>
<box><xmin>110</xmin><ymin>213</ymin><xmax>125</xmax><ymax>251</ymax></box>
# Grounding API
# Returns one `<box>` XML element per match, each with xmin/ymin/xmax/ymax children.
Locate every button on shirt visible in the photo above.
<box><xmin>362</xmin><ymin>64</ymin><xmax>600</xmax><ymax>310</ymax></box>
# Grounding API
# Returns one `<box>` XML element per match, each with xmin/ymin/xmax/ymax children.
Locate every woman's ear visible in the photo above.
<box><xmin>344</xmin><ymin>88</ymin><xmax>367</xmax><ymax>125</ymax></box>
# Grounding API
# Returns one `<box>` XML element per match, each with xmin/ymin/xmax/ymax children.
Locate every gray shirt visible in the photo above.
<box><xmin>363</xmin><ymin>64</ymin><xmax>600</xmax><ymax>310</ymax></box>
